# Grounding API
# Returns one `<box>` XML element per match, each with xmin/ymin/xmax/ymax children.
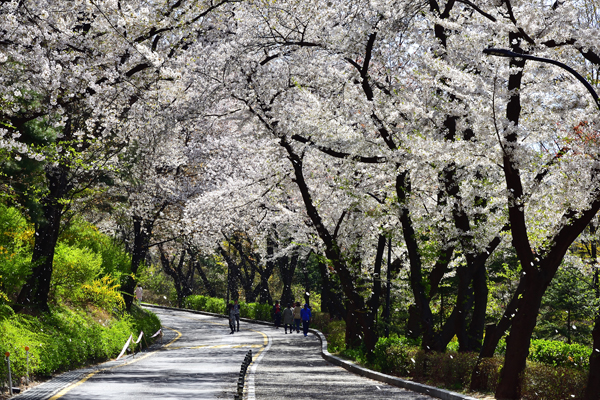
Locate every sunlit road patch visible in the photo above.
<box><xmin>48</xmin><ymin>308</ymin><xmax>266</xmax><ymax>400</ymax></box>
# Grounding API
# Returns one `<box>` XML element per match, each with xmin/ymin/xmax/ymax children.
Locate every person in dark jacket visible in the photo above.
<box><xmin>228</xmin><ymin>303</ymin><xmax>236</xmax><ymax>334</ymax></box>
<box><xmin>273</xmin><ymin>300</ymin><xmax>282</xmax><ymax>329</ymax></box>
<box><xmin>300</xmin><ymin>303</ymin><xmax>312</xmax><ymax>337</ymax></box>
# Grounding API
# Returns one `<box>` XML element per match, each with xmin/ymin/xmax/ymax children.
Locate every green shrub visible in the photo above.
<box><xmin>0</xmin><ymin>204</ymin><xmax>34</xmax><ymax>299</ymax></box>
<box><xmin>205</xmin><ymin>297</ymin><xmax>225</xmax><ymax>314</ymax></box>
<box><xmin>183</xmin><ymin>295</ymin><xmax>209</xmax><ymax>311</ymax></box>
<box><xmin>129</xmin><ymin>304</ymin><xmax>162</xmax><ymax>347</ymax></box>
<box><xmin>136</xmin><ymin>263</ymin><xmax>176</xmax><ymax>306</ymax></box>
<box><xmin>528</xmin><ymin>339</ymin><xmax>591</xmax><ymax>370</ymax></box>
<box><xmin>373</xmin><ymin>334</ymin><xmax>414</xmax><ymax>376</ymax></box>
<box><xmin>426</xmin><ymin>351</ymin><xmax>479</xmax><ymax>389</ymax></box>
<box><xmin>183</xmin><ymin>295</ymin><xmax>226</xmax><ymax>315</ymax></box>
<box><xmin>340</xmin><ymin>345</ymin><xmax>368</xmax><ymax>364</ymax></box>
<box><xmin>322</xmin><ymin>319</ymin><xmax>346</xmax><ymax>353</ymax></box>
<box><xmin>183</xmin><ymin>295</ymin><xmax>273</xmax><ymax>320</ymax></box>
<box><xmin>521</xmin><ymin>362</ymin><xmax>587</xmax><ymax>400</ymax></box>
<box><xmin>473</xmin><ymin>356</ymin><xmax>503</xmax><ymax>393</ymax></box>
<box><xmin>310</xmin><ymin>312</ymin><xmax>332</xmax><ymax>332</ymax></box>
<box><xmin>496</xmin><ymin>338</ymin><xmax>507</xmax><ymax>355</ymax></box>
<box><xmin>76</xmin><ymin>275</ymin><xmax>124</xmax><ymax>314</ymax></box>
<box><xmin>0</xmin><ymin>305</ymin><xmax>158</xmax><ymax>380</ymax></box>
<box><xmin>253</xmin><ymin>303</ymin><xmax>272</xmax><ymax>321</ymax></box>
<box><xmin>236</xmin><ymin>302</ymin><xmax>270</xmax><ymax>321</ymax></box>
<box><xmin>51</xmin><ymin>242</ymin><xmax>103</xmax><ymax>303</ymax></box>
<box><xmin>446</xmin><ymin>336</ymin><xmax>459</xmax><ymax>352</ymax></box>
<box><xmin>60</xmin><ymin>218</ymin><xmax>131</xmax><ymax>277</ymax></box>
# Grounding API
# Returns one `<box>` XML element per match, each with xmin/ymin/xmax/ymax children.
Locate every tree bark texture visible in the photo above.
<box><xmin>16</xmin><ymin>166</ymin><xmax>70</xmax><ymax>313</ymax></box>
<box><xmin>584</xmin><ymin>311</ymin><xmax>600</xmax><ymax>400</ymax></box>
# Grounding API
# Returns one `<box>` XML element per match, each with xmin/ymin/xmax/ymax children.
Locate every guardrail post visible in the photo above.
<box><xmin>5</xmin><ymin>352</ymin><xmax>12</xmax><ymax>395</ymax></box>
<box><xmin>25</xmin><ymin>346</ymin><xmax>30</xmax><ymax>386</ymax></box>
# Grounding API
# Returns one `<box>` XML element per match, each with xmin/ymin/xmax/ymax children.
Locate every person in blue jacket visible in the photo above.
<box><xmin>300</xmin><ymin>303</ymin><xmax>312</xmax><ymax>337</ymax></box>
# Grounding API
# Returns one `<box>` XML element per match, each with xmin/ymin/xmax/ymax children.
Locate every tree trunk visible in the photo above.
<box><xmin>584</xmin><ymin>311</ymin><xmax>600</xmax><ymax>400</ymax></box>
<box><xmin>124</xmin><ymin>216</ymin><xmax>153</xmax><ymax>311</ymax></box>
<box><xmin>345</xmin><ymin>300</ymin><xmax>363</xmax><ymax>349</ymax></box>
<box><xmin>159</xmin><ymin>246</ymin><xmax>189</xmax><ymax>308</ymax></box>
<box><xmin>397</xmin><ymin>170</ymin><xmax>436</xmax><ymax>350</ymax></box>
<box><xmin>368</xmin><ymin>234</ymin><xmax>385</xmax><ymax>322</ymax></box>
<box><xmin>316</xmin><ymin>260</ymin><xmax>345</xmax><ymax>319</ymax></box>
<box><xmin>194</xmin><ymin>258</ymin><xmax>217</xmax><ymax>297</ymax></box>
<box><xmin>219</xmin><ymin>246</ymin><xmax>242</xmax><ymax>302</ymax></box>
<box><xmin>279</xmin><ymin>135</ymin><xmax>378</xmax><ymax>353</ymax></box>
<box><xmin>470</xmin><ymin>274</ymin><xmax>527</xmax><ymax>390</ymax></box>
<box><xmin>279</xmin><ymin>253</ymin><xmax>298</xmax><ymax>307</ymax></box>
<box><xmin>496</xmin><ymin>269</ymin><xmax>550</xmax><ymax>399</ymax></box>
<box><xmin>407</xmin><ymin>305</ymin><xmax>422</xmax><ymax>339</ymax></box>
<box><xmin>16</xmin><ymin>166</ymin><xmax>70</xmax><ymax>314</ymax></box>
<box><xmin>467</xmin><ymin>263</ymin><xmax>488</xmax><ymax>352</ymax></box>
<box><xmin>15</xmin><ymin>202</ymin><xmax>62</xmax><ymax>313</ymax></box>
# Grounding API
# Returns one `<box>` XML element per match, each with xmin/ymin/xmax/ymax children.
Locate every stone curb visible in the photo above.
<box><xmin>143</xmin><ymin>304</ymin><xmax>478</xmax><ymax>400</ymax></box>
<box><xmin>309</xmin><ymin>328</ymin><xmax>478</xmax><ymax>400</ymax></box>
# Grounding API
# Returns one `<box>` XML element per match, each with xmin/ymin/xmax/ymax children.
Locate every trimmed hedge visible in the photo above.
<box><xmin>183</xmin><ymin>295</ymin><xmax>225</xmax><ymax>314</ymax></box>
<box><xmin>346</xmin><ymin>334</ymin><xmax>593</xmax><ymax>397</ymax></box>
<box><xmin>528</xmin><ymin>339</ymin><xmax>591</xmax><ymax>370</ymax></box>
<box><xmin>183</xmin><ymin>295</ymin><xmax>272</xmax><ymax>322</ymax></box>
<box><xmin>521</xmin><ymin>362</ymin><xmax>587</xmax><ymax>400</ymax></box>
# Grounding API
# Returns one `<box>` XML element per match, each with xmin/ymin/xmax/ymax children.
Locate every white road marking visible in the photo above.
<box><xmin>246</xmin><ymin>329</ymin><xmax>272</xmax><ymax>400</ymax></box>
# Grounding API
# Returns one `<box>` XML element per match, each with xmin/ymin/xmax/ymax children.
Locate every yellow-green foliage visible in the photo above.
<box><xmin>78</xmin><ymin>276</ymin><xmax>125</xmax><ymax>313</ymax></box>
<box><xmin>59</xmin><ymin>218</ymin><xmax>131</xmax><ymax>276</ymax></box>
<box><xmin>0</xmin><ymin>204</ymin><xmax>35</xmax><ymax>298</ymax></box>
<box><xmin>0</xmin><ymin>305</ymin><xmax>161</xmax><ymax>379</ymax></box>
<box><xmin>52</xmin><ymin>243</ymin><xmax>103</xmax><ymax>287</ymax></box>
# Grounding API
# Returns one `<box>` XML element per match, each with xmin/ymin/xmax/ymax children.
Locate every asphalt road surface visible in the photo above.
<box><xmin>15</xmin><ymin>307</ymin><xmax>433</xmax><ymax>400</ymax></box>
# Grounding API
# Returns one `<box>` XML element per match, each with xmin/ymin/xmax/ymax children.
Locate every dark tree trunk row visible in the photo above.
<box><xmin>278</xmin><ymin>252</ymin><xmax>298</xmax><ymax>307</ymax></box>
<box><xmin>192</xmin><ymin>253</ymin><xmax>217</xmax><ymax>297</ymax></box>
<box><xmin>159</xmin><ymin>245</ymin><xmax>195</xmax><ymax>308</ymax></box>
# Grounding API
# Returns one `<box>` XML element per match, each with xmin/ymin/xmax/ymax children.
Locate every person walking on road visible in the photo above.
<box><xmin>282</xmin><ymin>303</ymin><xmax>293</xmax><ymax>334</ymax></box>
<box><xmin>228</xmin><ymin>304</ymin><xmax>236</xmax><ymax>334</ymax></box>
<box><xmin>293</xmin><ymin>302</ymin><xmax>302</xmax><ymax>333</ymax></box>
<box><xmin>273</xmin><ymin>300</ymin><xmax>282</xmax><ymax>329</ymax></box>
<box><xmin>233</xmin><ymin>300</ymin><xmax>240</xmax><ymax>332</ymax></box>
<box><xmin>301</xmin><ymin>303</ymin><xmax>312</xmax><ymax>336</ymax></box>
<box><xmin>135</xmin><ymin>285</ymin><xmax>143</xmax><ymax>305</ymax></box>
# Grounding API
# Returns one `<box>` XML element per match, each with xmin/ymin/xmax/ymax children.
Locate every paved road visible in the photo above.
<box><xmin>14</xmin><ymin>307</ymin><xmax>432</xmax><ymax>399</ymax></box>
<box><xmin>252</xmin><ymin>326</ymin><xmax>432</xmax><ymax>400</ymax></box>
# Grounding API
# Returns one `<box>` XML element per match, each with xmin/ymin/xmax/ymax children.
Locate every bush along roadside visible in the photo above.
<box><xmin>183</xmin><ymin>295</ymin><xmax>272</xmax><ymax>321</ymax></box>
<box><xmin>0</xmin><ymin>304</ymin><xmax>161</xmax><ymax>384</ymax></box>
<box><xmin>343</xmin><ymin>333</ymin><xmax>592</xmax><ymax>399</ymax></box>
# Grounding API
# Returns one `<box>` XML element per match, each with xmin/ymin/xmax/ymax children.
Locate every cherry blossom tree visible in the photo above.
<box><xmin>0</xmin><ymin>0</ymin><xmax>239</xmax><ymax>313</ymax></box>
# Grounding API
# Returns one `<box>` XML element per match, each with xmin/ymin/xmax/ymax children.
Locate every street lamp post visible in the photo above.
<box><xmin>482</xmin><ymin>48</ymin><xmax>600</xmax><ymax>112</ymax></box>
<box><xmin>385</xmin><ymin>236</ymin><xmax>392</xmax><ymax>338</ymax></box>
<box><xmin>226</xmin><ymin>261</ymin><xmax>230</xmax><ymax>311</ymax></box>
<box><xmin>303</xmin><ymin>266</ymin><xmax>310</xmax><ymax>307</ymax></box>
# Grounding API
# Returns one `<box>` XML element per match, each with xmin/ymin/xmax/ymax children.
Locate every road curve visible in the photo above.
<box><xmin>251</xmin><ymin>323</ymin><xmax>433</xmax><ymax>400</ymax></box>
<box><xmin>16</xmin><ymin>307</ymin><xmax>264</xmax><ymax>400</ymax></box>
<box><xmin>14</xmin><ymin>307</ymin><xmax>434</xmax><ymax>399</ymax></box>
